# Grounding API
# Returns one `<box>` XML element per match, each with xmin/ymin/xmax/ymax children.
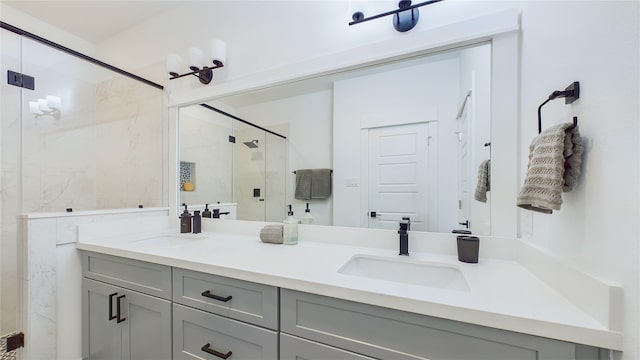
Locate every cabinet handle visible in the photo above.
<box><xmin>201</xmin><ymin>290</ymin><xmax>232</xmax><ymax>302</ymax></box>
<box><xmin>108</xmin><ymin>292</ymin><xmax>118</xmax><ymax>320</ymax></box>
<box><xmin>201</xmin><ymin>343</ymin><xmax>232</xmax><ymax>359</ymax></box>
<box><xmin>116</xmin><ymin>294</ymin><xmax>127</xmax><ymax>323</ymax></box>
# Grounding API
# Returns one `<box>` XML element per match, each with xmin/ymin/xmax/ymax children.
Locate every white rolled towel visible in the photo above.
<box><xmin>260</xmin><ymin>224</ymin><xmax>283</xmax><ymax>244</ymax></box>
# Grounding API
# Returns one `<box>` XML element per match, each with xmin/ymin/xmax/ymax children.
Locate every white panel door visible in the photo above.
<box><xmin>457</xmin><ymin>93</ymin><xmax>472</xmax><ymax>230</ymax></box>
<box><xmin>367</xmin><ymin>123</ymin><xmax>429</xmax><ymax>231</ymax></box>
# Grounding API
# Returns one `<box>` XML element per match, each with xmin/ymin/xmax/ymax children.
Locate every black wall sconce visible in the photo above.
<box><xmin>167</xmin><ymin>39</ymin><xmax>226</xmax><ymax>85</ymax></box>
<box><xmin>350</xmin><ymin>0</ymin><xmax>444</xmax><ymax>32</ymax></box>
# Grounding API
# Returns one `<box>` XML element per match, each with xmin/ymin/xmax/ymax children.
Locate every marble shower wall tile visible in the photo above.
<box><xmin>95</xmin><ymin>75</ymin><xmax>163</xmax><ymax>209</ymax></box>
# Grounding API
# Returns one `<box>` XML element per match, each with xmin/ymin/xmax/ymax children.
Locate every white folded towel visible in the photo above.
<box><xmin>517</xmin><ymin>123</ymin><xmax>583</xmax><ymax>213</ymax></box>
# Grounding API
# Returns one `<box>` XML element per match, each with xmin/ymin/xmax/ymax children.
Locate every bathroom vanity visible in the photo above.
<box><xmin>76</xmin><ymin>217</ymin><xmax>621</xmax><ymax>360</ymax></box>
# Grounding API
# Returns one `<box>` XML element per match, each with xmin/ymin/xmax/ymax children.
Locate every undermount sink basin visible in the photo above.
<box><xmin>127</xmin><ymin>234</ymin><xmax>205</xmax><ymax>248</ymax></box>
<box><xmin>338</xmin><ymin>255</ymin><xmax>469</xmax><ymax>291</ymax></box>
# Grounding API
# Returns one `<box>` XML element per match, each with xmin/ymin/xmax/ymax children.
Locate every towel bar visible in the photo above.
<box><xmin>537</xmin><ymin>81</ymin><xmax>580</xmax><ymax>133</ymax></box>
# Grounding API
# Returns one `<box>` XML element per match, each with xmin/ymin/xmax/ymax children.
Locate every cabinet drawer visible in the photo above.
<box><xmin>173</xmin><ymin>268</ymin><xmax>279</xmax><ymax>329</ymax></box>
<box><xmin>173</xmin><ymin>303</ymin><xmax>278</xmax><ymax>360</ymax></box>
<box><xmin>281</xmin><ymin>289</ymin><xmax>577</xmax><ymax>360</ymax></box>
<box><xmin>82</xmin><ymin>251</ymin><xmax>172</xmax><ymax>300</ymax></box>
<box><xmin>280</xmin><ymin>333</ymin><xmax>375</xmax><ymax>360</ymax></box>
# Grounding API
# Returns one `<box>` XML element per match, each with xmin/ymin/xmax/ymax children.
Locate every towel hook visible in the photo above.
<box><xmin>537</xmin><ymin>81</ymin><xmax>580</xmax><ymax>133</ymax></box>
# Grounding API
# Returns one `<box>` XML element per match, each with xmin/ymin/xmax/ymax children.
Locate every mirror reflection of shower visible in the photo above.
<box><xmin>178</xmin><ymin>103</ymin><xmax>287</xmax><ymax>222</ymax></box>
<box><xmin>244</xmin><ymin>139</ymin><xmax>263</xmax><ymax>160</ymax></box>
<box><xmin>243</xmin><ymin>139</ymin><xmax>259</xmax><ymax>148</ymax></box>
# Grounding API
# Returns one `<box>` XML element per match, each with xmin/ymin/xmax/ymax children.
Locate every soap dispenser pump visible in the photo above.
<box><xmin>283</xmin><ymin>204</ymin><xmax>298</xmax><ymax>245</ymax></box>
<box><xmin>202</xmin><ymin>204</ymin><xmax>212</xmax><ymax>218</ymax></box>
<box><xmin>299</xmin><ymin>203</ymin><xmax>314</xmax><ymax>224</ymax></box>
<box><xmin>179</xmin><ymin>204</ymin><xmax>192</xmax><ymax>233</ymax></box>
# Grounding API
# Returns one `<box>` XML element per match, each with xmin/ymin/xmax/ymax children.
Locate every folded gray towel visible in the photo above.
<box><xmin>294</xmin><ymin>169</ymin><xmax>312</xmax><ymax>200</ymax></box>
<box><xmin>260</xmin><ymin>224</ymin><xmax>283</xmax><ymax>244</ymax></box>
<box><xmin>311</xmin><ymin>168</ymin><xmax>332</xmax><ymax>199</ymax></box>
<box><xmin>474</xmin><ymin>159</ymin><xmax>491</xmax><ymax>203</ymax></box>
<box><xmin>517</xmin><ymin>123</ymin><xmax>583</xmax><ymax>213</ymax></box>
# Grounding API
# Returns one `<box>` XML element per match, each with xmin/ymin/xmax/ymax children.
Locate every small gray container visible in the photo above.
<box><xmin>457</xmin><ymin>236</ymin><xmax>479</xmax><ymax>263</ymax></box>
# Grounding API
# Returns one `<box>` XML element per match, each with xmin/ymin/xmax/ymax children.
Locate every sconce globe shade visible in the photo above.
<box><xmin>37</xmin><ymin>98</ymin><xmax>51</xmax><ymax>112</ymax></box>
<box><xmin>29</xmin><ymin>101</ymin><xmax>43</xmax><ymax>115</ymax></box>
<box><xmin>211</xmin><ymin>39</ymin><xmax>227</xmax><ymax>65</ymax></box>
<box><xmin>188</xmin><ymin>47</ymin><xmax>204</xmax><ymax>70</ymax></box>
<box><xmin>46</xmin><ymin>95</ymin><xmax>61</xmax><ymax>110</ymax></box>
<box><xmin>167</xmin><ymin>53</ymin><xmax>182</xmax><ymax>75</ymax></box>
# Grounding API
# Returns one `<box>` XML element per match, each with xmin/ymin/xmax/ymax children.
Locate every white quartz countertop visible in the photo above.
<box><xmin>76</xmin><ymin>224</ymin><xmax>622</xmax><ymax>351</ymax></box>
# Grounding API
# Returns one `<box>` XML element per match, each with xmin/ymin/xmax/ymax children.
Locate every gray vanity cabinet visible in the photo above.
<box><xmin>281</xmin><ymin>289</ymin><xmax>599</xmax><ymax>360</ymax></box>
<box><xmin>82</xmin><ymin>252</ymin><xmax>173</xmax><ymax>360</ymax></box>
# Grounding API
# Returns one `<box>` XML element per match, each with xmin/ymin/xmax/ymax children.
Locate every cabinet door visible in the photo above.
<box><xmin>125</xmin><ymin>286</ymin><xmax>172</xmax><ymax>360</ymax></box>
<box><xmin>84</xmin><ymin>278</ymin><xmax>172</xmax><ymax>360</ymax></box>
<box><xmin>84</xmin><ymin>278</ymin><xmax>127</xmax><ymax>360</ymax></box>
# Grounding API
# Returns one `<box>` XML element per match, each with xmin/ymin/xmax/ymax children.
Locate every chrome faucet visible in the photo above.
<box><xmin>398</xmin><ymin>217</ymin><xmax>410</xmax><ymax>256</ymax></box>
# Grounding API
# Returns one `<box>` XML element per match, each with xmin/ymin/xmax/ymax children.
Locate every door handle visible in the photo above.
<box><xmin>116</xmin><ymin>294</ymin><xmax>126</xmax><ymax>323</ymax></box>
<box><xmin>369</xmin><ymin>211</ymin><xmax>378</xmax><ymax>218</ymax></box>
<box><xmin>108</xmin><ymin>292</ymin><xmax>118</xmax><ymax>320</ymax></box>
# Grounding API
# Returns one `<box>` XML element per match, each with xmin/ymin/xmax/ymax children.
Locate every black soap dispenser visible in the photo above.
<box><xmin>179</xmin><ymin>204</ymin><xmax>192</xmax><ymax>233</ymax></box>
<box><xmin>202</xmin><ymin>204</ymin><xmax>212</xmax><ymax>218</ymax></box>
<box><xmin>192</xmin><ymin>210</ymin><xmax>201</xmax><ymax>234</ymax></box>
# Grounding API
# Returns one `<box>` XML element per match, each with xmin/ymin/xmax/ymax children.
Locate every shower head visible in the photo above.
<box><xmin>243</xmin><ymin>140</ymin><xmax>259</xmax><ymax>148</ymax></box>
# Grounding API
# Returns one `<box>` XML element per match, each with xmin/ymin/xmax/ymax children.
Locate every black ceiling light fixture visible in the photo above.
<box><xmin>349</xmin><ymin>0</ymin><xmax>444</xmax><ymax>32</ymax></box>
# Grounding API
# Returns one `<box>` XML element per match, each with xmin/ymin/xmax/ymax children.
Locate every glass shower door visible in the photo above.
<box><xmin>0</xmin><ymin>27</ymin><xmax>22</xmax><ymax>347</ymax></box>
<box><xmin>233</xmin><ymin>122</ymin><xmax>267</xmax><ymax>221</ymax></box>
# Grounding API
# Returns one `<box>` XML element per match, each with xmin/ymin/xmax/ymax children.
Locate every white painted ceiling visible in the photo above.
<box><xmin>3</xmin><ymin>1</ymin><xmax>183</xmax><ymax>43</ymax></box>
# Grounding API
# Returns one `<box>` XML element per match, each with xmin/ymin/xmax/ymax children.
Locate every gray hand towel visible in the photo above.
<box><xmin>294</xmin><ymin>169</ymin><xmax>312</xmax><ymax>200</ymax></box>
<box><xmin>517</xmin><ymin>123</ymin><xmax>583</xmax><ymax>213</ymax></box>
<box><xmin>474</xmin><ymin>159</ymin><xmax>491</xmax><ymax>203</ymax></box>
<box><xmin>311</xmin><ymin>168</ymin><xmax>332</xmax><ymax>199</ymax></box>
<box><xmin>260</xmin><ymin>224</ymin><xmax>283</xmax><ymax>244</ymax></box>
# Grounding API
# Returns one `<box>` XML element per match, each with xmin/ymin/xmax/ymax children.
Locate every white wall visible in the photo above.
<box><xmin>517</xmin><ymin>3</ymin><xmax>639</xmax><ymax>359</ymax></box>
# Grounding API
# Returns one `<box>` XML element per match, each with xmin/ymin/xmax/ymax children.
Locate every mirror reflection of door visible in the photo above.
<box><xmin>366</xmin><ymin>122</ymin><xmax>433</xmax><ymax>231</ymax></box>
<box><xmin>457</xmin><ymin>89</ymin><xmax>472</xmax><ymax>230</ymax></box>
